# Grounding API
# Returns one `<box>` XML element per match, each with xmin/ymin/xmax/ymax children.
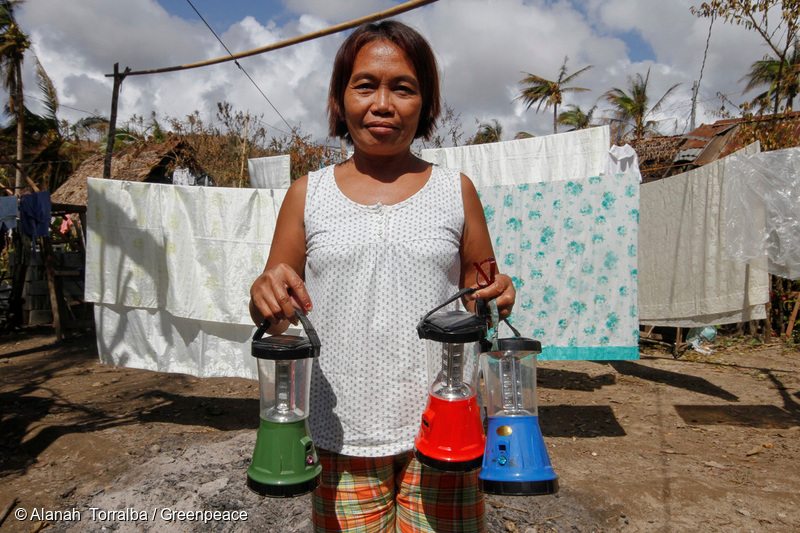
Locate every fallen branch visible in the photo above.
<box><xmin>0</xmin><ymin>498</ymin><xmax>19</xmax><ymax>528</ymax></box>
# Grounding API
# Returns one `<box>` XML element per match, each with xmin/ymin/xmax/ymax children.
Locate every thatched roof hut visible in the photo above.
<box><xmin>51</xmin><ymin>137</ymin><xmax>207</xmax><ymax>211</ymax></box>
<box><xmin>628</xmin><ymin>135</ymin><xmax>684</xmax><ymax>183</ymax></box>
<box><xmin>630</xmin><ymin>111</ymin><xmax>800</xmax><ymax>183</ymax></box>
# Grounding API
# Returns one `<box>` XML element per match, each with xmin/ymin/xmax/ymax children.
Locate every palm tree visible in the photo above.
<box><xmin>468</xmin><ymin>119</ymin><xmax>503</xmax><ymax>145</ymax></box>
<box><xmin>0</xmin><ymin>0</ymin><xmax>29</xmax><ymax>195</ymax></box>
<box><xmin>557</xmin><ymin>104</ymin><xmax>597</xmax><ymax>131</ymax></box>
<box><xmin>742</xmin><ymin>40</ymin><xmax>800</xmax><ymax>113</ymax></box>
<box><xmin>604</xmin><ymin>68</ymin><xmax>680</xmax><ymax>141</ymax></box>
<box><xmin>517</xmin><ymin>56</ymin><xmax>592</xmax><ymax>134</ymax></box>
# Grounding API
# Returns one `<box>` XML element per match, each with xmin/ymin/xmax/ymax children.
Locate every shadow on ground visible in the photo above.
<box><xmin>0</xmin><ymin>333</ymin><xmax>257</xmax><ymax>477</ymax></box>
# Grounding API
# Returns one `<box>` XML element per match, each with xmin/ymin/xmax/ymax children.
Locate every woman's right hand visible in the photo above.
<box><xmin>249</xmin><ymin>263</ymin><xmax>313</xmax><ymax>330</ymax></box>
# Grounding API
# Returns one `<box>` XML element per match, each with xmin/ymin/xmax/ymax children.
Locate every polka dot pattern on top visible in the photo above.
<box><xmin>304</xmin><ymin>164</ymin><xmax>463</xmax><ymax>457</ymax></box>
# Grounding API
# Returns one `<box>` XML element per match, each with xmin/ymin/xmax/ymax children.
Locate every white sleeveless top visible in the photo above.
<box><xmin>304</xmin><ymin>163</ymin><xmax>463</xmax><ymax>456</ymax></box>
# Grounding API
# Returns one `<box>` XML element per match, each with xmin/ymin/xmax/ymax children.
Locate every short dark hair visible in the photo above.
<box><xmin>327</xmin><ymin>20</ymin><xmax>441</xmax><ymax>142</ymax></box>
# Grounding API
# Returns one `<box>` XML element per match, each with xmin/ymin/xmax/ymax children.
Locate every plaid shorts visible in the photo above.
<box><xmin>312</xmin><ymin>449</ymin><xmax>486</xmax><ymax>532</ymax></box>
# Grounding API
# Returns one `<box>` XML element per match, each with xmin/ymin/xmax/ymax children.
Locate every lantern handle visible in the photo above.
<box><xmin>500</xmin><ymin>318</ymin><xmax>522</xmax><ymax>337</ymax></box>
<box><xmin>296</xmin><ymin>309</ymin><xmax>321</xmax><ymax>350</ymax></box>
<box><xmin>418</xmin><ymin>287</ymin><xmax>476</xmax><ymax>325</ymax></box>
<box><xmin>252</xmin><ymin>308</ymin><xmax>321</xmax><ymax>350</ymax></box>
<box><xmin>253</xmin><ymin>320</ymin><xmax>271</xmax><ymax>341</ymax></box>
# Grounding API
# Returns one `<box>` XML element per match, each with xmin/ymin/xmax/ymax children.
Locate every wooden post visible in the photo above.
<box><xmin>40</xmin><ymin>236</ymin><xmax>62</xmax><ymax>341</ymax></box>
<box><xmin>71</xmin><ymin>213</ymin><xmax>86</xmax><ymax>253</ymax></box>
<box><xmin>764</xmin><ymin>275</ymin><xmax>773</xmax><ymax>342</ymax></box>
<box><xmin>673</xmin><ymin>327</ymin><xmax>682</xmax><ymax>358</ymax></box>
<box><xmin>785</xmin><ymin>292</ymin><xmax>800</xmax><ymax>340</ymax></box>
<box><xmin>104</xmin><ymin>63</ymin><xmax>131</xmax><ymax>180</ymax></box>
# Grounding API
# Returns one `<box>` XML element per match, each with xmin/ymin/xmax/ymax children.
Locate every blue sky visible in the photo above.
<box><xmin>160</xmin><ymin>0</ymin><xmax>292</xmax><ymax>29</ymax></box>
<box><xmin>19</xmin><ymin>0</ymin><xmax>768</xmax><ymax>141</ymax></box>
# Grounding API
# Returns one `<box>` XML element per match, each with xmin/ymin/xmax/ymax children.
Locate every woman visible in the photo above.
<box><xmin>249</xmin><ymin>20</ymin><xmax>515</xmax><ymax>533</ymax></box>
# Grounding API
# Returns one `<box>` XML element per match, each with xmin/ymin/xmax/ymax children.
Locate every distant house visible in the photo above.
<box><xmin>50</xmin><ymin>137</ymin><xmax>211</xmax><ymax>212</ymax></box>
<box><xmin>630</xmin><ymin>111</ymin><xmax>800</xmax><ymax>182</ymax></box>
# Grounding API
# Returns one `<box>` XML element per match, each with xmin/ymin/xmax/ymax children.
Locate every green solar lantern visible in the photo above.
<box><xmin>247</xmin><ymin>311</ymin><xmax>322</xmax><ymax>497</ymax></box>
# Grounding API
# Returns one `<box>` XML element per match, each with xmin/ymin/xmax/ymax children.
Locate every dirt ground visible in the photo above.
<box><xmin>1</xmin><ymin>327</ymin><xmax>798</xmax><ymax>533</ymax></box>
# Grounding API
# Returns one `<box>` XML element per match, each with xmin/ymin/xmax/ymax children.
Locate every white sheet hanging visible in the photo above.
<box><xmin>424</xmin><ymin>126</ymin><xmax>638</xmax><ymax>360</ymax></box>
<box><xmin>86</xmin><ymin>179</ymin><xmax>278</xmax><ymax>326</ymax></box>
<box><xmin>247</xmin><ymin>154</ymin><xmax>291</xmax><ymax>189</ymax></box>
<box><xmin>94</xmin><ymin>304</ymin><xmax>258</xmax><ymax>378</ymax></box>
<box><xmin>85</xmin><ymin>178</ymin><xmax>286</xmax><ymax>378</ymax></box>
<box><xmin>421</xmin><ymin>126</ymin><xmax>610</xmax><ymax>186</ymax></box>
<box><xmin>638</xmin><ymin>143</ymin><xmax>769</xmax><ymax>327</ymax></box>
<box><xmin>171</xmin><ymin>168</ymin><xmax>195</xmax><ymax>186</ymax></box>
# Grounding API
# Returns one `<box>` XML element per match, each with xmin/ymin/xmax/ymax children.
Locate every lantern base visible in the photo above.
<box><xmin>479</xmin><ymin>477</ymin><xmax>559</xmax><ymax>496</ymax></box>
<box><xmin>247</xmin><ymin>417</ymin><xmax>321</xmax><ymax>498</ymax></box>
<box><xmin>414</xmin><ymin>393</ymin><xmax>485</xmax><ymax>472</ymax></box>
<box><xmin>479</xmin><ymin>415</ymin><xmax>558</xmax><ymax>496</ymax></box>
<box><xmin>414</xmin><ymin>450</ymin><xmax>484</xmax><ymax>472</ymax></box>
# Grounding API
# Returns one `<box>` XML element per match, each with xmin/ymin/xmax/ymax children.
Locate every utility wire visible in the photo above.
<box><xmin>184</xmin><ymin>2</ymin><xmax>348</xmax><ymax>157</ymax></box>
<box><xmin>696</xmin><ymin>14</ymin><xmax>715</xmax><ymax>101</ymax></box>
<box><xmin>185</xmin><ymin>0</ymin><xmax>292</xmax><ymax>135</ymax></box>
<box><xmin>687</xmin><ymin>14</ymin><xmax>716</xmax><ymax>132</ymax></box>
<box><xmin>23</xmin><ymin>92</ymin><xmax>104</xmax><ymax>118</ymax></box>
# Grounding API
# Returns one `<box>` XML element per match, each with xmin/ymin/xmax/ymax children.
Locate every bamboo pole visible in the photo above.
<box><xmin>105</xmin><ymin>0</ymin><xmax>438</xmax><ymax>78</ymax></box>
<box><xmin>239</xmin><ymin>115</ymin><xmax>249</xmax><ymax>187</ymax></box>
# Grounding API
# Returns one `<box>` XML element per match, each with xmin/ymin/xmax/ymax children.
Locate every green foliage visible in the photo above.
<box><xmin>604</xmin><ymin>68</ymin><xmax>680</xmax><ymax>141</ymax></box>
<box><xmin>741</xmin><ymin>39</ymin><xmax>800</xmax><ymax>112</ymax></box>
<box><xmin>558</xmin><ymin>104</ymin><xmax>597</xmax><ymax>131</ymax></box>
<box><xmin>692</xmin><ymin>1</ymin><xmax>800</xmax><ymax>114</ymax></box>
<box><xmin>0</xmin><ymin>0</ymin><xmax>29</xmax><ymax>112</ymax></box>
<box><xmin>468</xmin><ymin>119</ymin><xmax>503</xmax><ymax>145</ymax></box>
<box><xmin>34</xmin><ymin>55</ymin><xmax>58</xmax><ymax>121</ymax></box>
<box><xmin>517</xmin><ymin>56</ymin><xmax>592</xmax><ymax>134</ymax></box>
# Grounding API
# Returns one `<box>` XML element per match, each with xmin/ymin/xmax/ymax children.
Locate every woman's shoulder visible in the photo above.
<box><xmin>278</xmin><ymin>174</ymin><xmax>308</xmax><ymax>214</ymax></box>
<box><xmin>303</xmin><ymin>164</ymin><xmax>335</xmax><ymax>194</ymax></box>
<box><xmin>426</xmin><ymin>163</ymin><xmax>463</xmax><ymax>184</ymax></box>
<box><xmin>429</xmin><ymin>164</ymin><xmax>474</xmax><ymax>191</ymax></box>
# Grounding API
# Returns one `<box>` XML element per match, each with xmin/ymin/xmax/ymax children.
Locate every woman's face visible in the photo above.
<box><xmin>343</xmin><ymin>39</ymin><xmax>422</xmax><ymax>157</ymax></box>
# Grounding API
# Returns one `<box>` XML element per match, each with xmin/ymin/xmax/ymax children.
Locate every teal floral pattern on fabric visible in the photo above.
<box><xmin>478</xmin><ymin>172</ymin><xmax>639</xmax><ymax>360</ymax></box>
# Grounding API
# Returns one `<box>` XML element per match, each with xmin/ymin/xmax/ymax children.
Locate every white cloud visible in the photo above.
<box><xmin>15</xmin><ymin>0</ymin><xmax>776</xmax><ymax>144</ymax></box>
<box><xmin>282</xmin><ymin>0</ymin><xmax>394</xmax><ymax>22</ymax></box>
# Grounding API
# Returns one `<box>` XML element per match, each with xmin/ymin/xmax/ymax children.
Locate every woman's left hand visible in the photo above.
<box><xmin>469</xmin><ymin>273</ymin><xmax>516</xmax><ymax>319</ymax></box>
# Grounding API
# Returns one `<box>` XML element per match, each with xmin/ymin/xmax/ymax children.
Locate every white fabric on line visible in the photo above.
<box><xmin>638</xmin><ymin>142</ymin><xmax>769</xmax><ymax>327</ymax></box>
<box><xmin>94</xmin><ymin>303</ymin><xmax>258</xmax><ymax>378</ymax></box>
<box><xmin>172</xmin><ymin>168</ymin><xmax>195</xmax><ymax>186</ymax></box>
<box><xmin>248</xmin><ymin>154</ymin><xmax>290</xmax><ymax>189</ymax></box>
<box><xmin>421</xmin><ymin>126</ymin><xmax>610</xmax><ymax>186</ymax></box>
<box><xmin>86</xmin><ymin>179</ymin><xmax>292</xmax><ymax>377</ymax></box>
<box><xmin>607</xmin><ymin>144</ymin><xmax>642</xmax><ymax>183</ymax></box>
<box><xmin>86</xmin><ymin>178</ymin><xmax>279</xmax><ymax>327</ymax></box>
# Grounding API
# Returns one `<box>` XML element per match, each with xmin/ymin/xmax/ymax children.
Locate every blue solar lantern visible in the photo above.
<box><xmin>478</xmin><ymin>323</ymin><xmax>558</xmax><ymax>495</ymax></box>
